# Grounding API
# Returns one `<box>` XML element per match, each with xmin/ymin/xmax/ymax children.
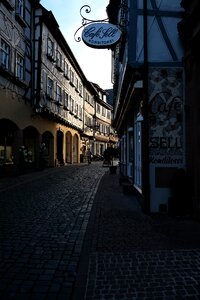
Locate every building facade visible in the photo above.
<box><xmin>91</xmin><ymin>82</ymin><xmax>117</xmax><ymax>157</ymax></box>
<box><xmin>178</xmin><ymin>0</ymin><xmax>200</xmax><ymax>218</ymax></box>
<box><xmin>0</xmin><ymin>1</ymin><xmax>115</xmax><ymax>176</ymax></box>
<box><xmin>107</xmin><ymin>0</ymin><xmax>185</xmax><ymax>213</ymax></box>
<box><xmin>0</xmin><ymin>0</ymin><xmax>40</xmax><ymax>175</ymax></box>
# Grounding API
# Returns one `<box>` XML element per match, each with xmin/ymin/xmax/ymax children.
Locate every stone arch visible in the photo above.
<box><xmin>56</xmin><ymin>129</ymin><xmax>64</xmax><ymax>166</ymax></box>
<box><xmin>73</xmin><ymin>133</ymin><xmax>79</xmax><ymax>163</ymax></box>
<box><xmin>23</xmin><ymin>126</ymin><xmax>40</xmax><ymax>167</ymax></box>
<box><xmin>0</xmin><ymin>118</ymin><xmax>18</xmax><ymax>166</ymax></box>
<box><xmin>66</xmin><ymin>131</ymin><xmax>72</xmax><ymax>164</ymax></box>
<box><xmin>41</xmin><ymin>131</ymin><xmax>54</xmax><ymax>167</ymax></box>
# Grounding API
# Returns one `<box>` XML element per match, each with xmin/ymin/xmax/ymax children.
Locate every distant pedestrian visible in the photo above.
<box><xmin>86</xmin><ymin>148</ymin><xmax>92</xmax><ymax>164</ymax></box>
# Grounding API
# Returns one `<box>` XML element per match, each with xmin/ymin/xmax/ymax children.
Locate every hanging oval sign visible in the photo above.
<box><xmin>82</xmin><ymin>22</ymin><xmax>122</xmax><ymax>49</ymax></box>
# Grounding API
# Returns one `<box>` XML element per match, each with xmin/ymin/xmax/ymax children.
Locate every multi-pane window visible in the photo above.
<box><xmin>75</xmin><ymin>103</ymin><xmax>78</xmax><ymax>115</ymax></box>
<box><xmin>75</xmin><ymin>77</ymin><xmax>78</xmax><ymax>90</ymax></box>
<box><xmin>70</xmin><ymin>69</ymin><xmax>74</xmax><ymax>85</ymax></box>
<box><xmin>16</xmin><ymin>0</ymin><xmax>24</xmax><ymax>17</ymax></box>
<box><xmin>107</xmin><ymin>110</ymin><xmax>111</xmax><ymax>119</ymax></box>
<box><xmin>56</xmin><ymin>50</ymin><xmax>62</xmax><ymax>69</ymax></box>
<box><xmin>79</xmin><ymin>82</ymin><xmax>83</xmax><ymax>96</ymax></box>
<box><xmin>71</xmin><ymin>97</ymin><xmax>74</xmax><ymax>113</ymax></box>
<box><xmin>16</xmin><ymin>54</ymin><xmax>24</xmax><ymax>80</ymax></box>
<box><xmin>64</xmin><ymin>91</ymin><xmax>69</xmax><ymax>108</ymax></box>
<box><xmin>79</xmin><ymin>106</ymin><xmax>83</xmax><ymax>119</ymax></box>
<box><xmin>102</xmin><ymin>107</ymin><xmax>106</xmax><ymax>117</ymax></box>
<box><xmin>47</xmin><ymin>77</ymin><xmax>53</xmax><ymax>98</ymax></box>
<box><xmin>64</xmin><ymin>60</ymin><xmax>69</xmax><ymax>78</ymax></box>
<box><xmin>0</xmin><ymin>39</ymin><xmax>10</xmax><ymax>69</ymax></box>
<box><xmin>97</xmin><ymin>103</ymin><xmax>101</xmax><ymax>114</ymax></box>
<box><xmin>68</xmin><ymin>95</ymin><xmax>71</xmax><ymax>111</ymax></box>
<box><xmin>47</xmin><ymin>38</ymin><xmax>54</xmax><ymax>58</ymax></box>
<box><xmin>56</xmin><ymin>84</ymin><xmax>62</xmax><ymax>103</ymax></box>
<box><xmin>91</xmin><ymin>96</ymin><xmax>94</xmax><ymax>106</ymax></box>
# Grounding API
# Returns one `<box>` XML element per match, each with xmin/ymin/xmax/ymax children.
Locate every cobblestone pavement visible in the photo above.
<box><xmin>1</xmin><ymin>164</ymin><xmax>200</xmax><ymax>300</ymax></box>
<box><xmin>0</xmin><ymin>162</ymin><xmax>106</xmax><ymax>300</ymax></box>
<box><xmin>72</xmin><ymin>172</ymin><xmax>200</xmax><ymax>300</ymax></box>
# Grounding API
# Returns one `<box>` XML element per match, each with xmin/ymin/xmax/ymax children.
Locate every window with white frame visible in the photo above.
<box><xmin>16</xmin><ymin>53</ymin><xmax>24</xmax><ymax>80</ymax></box>
<box><xmin>97</xmin><ymin>103</ymin><xmax>101</xmax><ymax>114</ymax></box>
<box><xmin>79</xmin><ymin>82</ymin><xmax>83</xmax><ymax>96</ymax></box>
<box><xmin>47</xmin><ymin>77</ymin><xmax>53</xmax><ymax>98</ymax></box>
<box><xmin>56</xmin><ymin>84</ymin><xmax>62</xmax><ymax>103</ymax></box>
<box><xmin>75</xmin><ymin>103</ymin><xmax>78</xmax><ymax>115</ymax></box>
<box><xmin>16</xmin><ymin>0</ymin><xmax>24</xmax><ymax>17</ymax></box>
<box><xmin>107</xmin><ymin>110</ymin><xmax>111</xmax><ymax>119</ymax></box>
<box><xmin>0</xmin><ymin>39</ymin><xmax>10</xmax><ymax>69</ymax></box>
<box><xmin>79</xmin><ymin>106</ymin><xmax>83</xmax><ymax>119</ymax></box>
<box><xmin>47</xmin><ymin>38</ymin><xmax>54</xmax><ymax>58</ymax></box>
<box><xmin>102</xmin><ymin>107</ymin><xmax>106</xmax><ymax>117</ymax></box>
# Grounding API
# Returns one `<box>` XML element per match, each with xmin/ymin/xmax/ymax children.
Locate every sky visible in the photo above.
<box><xmin>40</xmin><ymin>0</ymin><xmax>112</xmax><ymax>90</ymax></box>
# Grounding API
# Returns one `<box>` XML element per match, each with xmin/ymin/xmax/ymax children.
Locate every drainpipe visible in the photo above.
<box><xmin>143</xmin><ymin>0</ymin><xmax>150</xmax><ymax>213</ymax></box>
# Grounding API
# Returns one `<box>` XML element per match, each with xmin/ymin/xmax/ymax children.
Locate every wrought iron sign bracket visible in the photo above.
<box><xmin>74</xmin><ymin>5</ymin><xmax>109</xmax><ymax>43</ymax></box>
<box><xmin>74</xmin><ymin>2</ymin><xmax>128</xmax><ymax>49</ymax></box>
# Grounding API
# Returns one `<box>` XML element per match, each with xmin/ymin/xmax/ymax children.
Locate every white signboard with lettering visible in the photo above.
<box><xmin>82</xmin><ymin>23</ymin><xmax>121</xmax><ymax>49</ymax></box>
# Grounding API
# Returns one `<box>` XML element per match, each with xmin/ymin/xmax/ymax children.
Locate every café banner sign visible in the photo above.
<box><xmin>82</xmin><ymin>22</ymin><xmax>122</xmax><ymax>49</ymax></box>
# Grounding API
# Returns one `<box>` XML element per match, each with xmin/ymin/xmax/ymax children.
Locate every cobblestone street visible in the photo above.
<box><xmin>0</xmin><ymin>163</ymin><xmax>200</xmax><ymax>300</ymax></box>
<box><xmin>73</xmin><ymin>168</ymin><xmax>200</xmax><ymax>300</ymax></box>
<box><xmin>0</xmin><ymin>162</ymin><xmax>106</xmax><ymax>300</ymax></box>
